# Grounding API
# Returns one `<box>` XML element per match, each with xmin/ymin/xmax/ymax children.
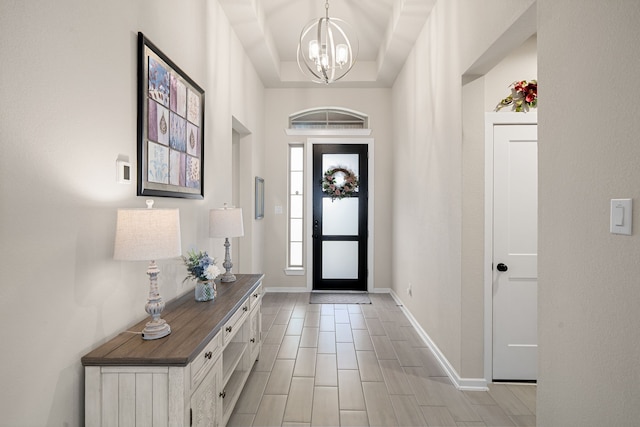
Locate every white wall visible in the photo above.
<box><xmin>537</xmin><ymin>1</ymin><xmax>640</xmax><ymax>425</ymax></box>
<box><xmin>0</xmin><ymin>0</ymin><xmax>264</xmax><ymax>425</ymax></box>
<box><xmin>261</xmin><ymin>88</ymin><xmax>393</xmax><ymax>291</ymax></box>
<box><xmin>391</xmin><ymin>0</ymin><xmax>535</xmax><ymax>381</ymax></box>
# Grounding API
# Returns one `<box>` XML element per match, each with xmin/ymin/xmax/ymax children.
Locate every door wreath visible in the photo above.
<box><xmin>321</xmin><ymin>166</ymin><xmax>359</xmax><ymax>201</ymax></box>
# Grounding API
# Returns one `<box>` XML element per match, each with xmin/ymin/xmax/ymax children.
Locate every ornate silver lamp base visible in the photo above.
<box><xmin>220</xmin><ymin>237</ymin><xmax>237</xmax><ymax>282</ymax></box>
<box><xmin>141</xmin><ymin>260</ymin><xmax>171</xmax><ymax>340</ymax></box>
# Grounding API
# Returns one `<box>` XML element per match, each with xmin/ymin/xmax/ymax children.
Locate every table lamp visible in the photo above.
<box><xmin>209</xmin><ymin>203</ymin><xmax>244</xmax><ymax>282</ymax></box>
<box><xmin>114</xmin><ymin>200</ymin><xmax>181</xmax><ymax>340</ymax></box>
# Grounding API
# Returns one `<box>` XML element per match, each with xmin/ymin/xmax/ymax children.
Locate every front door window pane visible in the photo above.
<box><xmin>322</xmin><ymin>198</ymin><xmax>358</xmax><ymax>236</ymax></box>
<box><xmin>322</xmin><ymin>241</ymin><xmax>358</xmax><ymax>279</ymax></box>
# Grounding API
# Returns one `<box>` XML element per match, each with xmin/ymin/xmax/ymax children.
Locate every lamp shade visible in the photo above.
<box><xmin>114</xmin><ymin>208</ymin><xmax>182</xmax><ymax>261</ymax></box>
<box><xmin>209</xmin><ymin>205</ymin><xmax>244</xmax><ymax>238</ymax></box>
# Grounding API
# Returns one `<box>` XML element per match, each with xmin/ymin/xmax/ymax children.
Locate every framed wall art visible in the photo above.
<box><xmin>137</xmin><ymin>32</ymin><xmax>205</xmax><ymax>199</ymax></box>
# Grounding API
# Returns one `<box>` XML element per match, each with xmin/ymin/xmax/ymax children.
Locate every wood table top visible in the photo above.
<box><xmin>81</xmin><ymin>274</ymin><xmax>264</xmax><ymax>367</ymax></box>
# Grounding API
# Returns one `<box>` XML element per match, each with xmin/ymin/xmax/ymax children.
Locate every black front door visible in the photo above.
<box><xmin>312</xmin><ymin>144</ymin><xmax>368</xmax><ymax>291</ymax></box>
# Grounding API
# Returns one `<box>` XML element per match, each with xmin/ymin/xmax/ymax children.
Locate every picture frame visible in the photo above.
<box><xmin>137</xmin><ymin>32</ymin><xmax>205</xmax><ymax>199</ymax></box>
<box><xmin>255</xmin><ymin>177</ymin><xmax>265</xmax><ymax>220</ymax></box>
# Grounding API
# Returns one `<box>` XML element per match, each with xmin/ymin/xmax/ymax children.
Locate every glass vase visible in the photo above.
<box><xmin>195</xmin><ymin>280</ymin><xmax>215</xmax><ymax>302</ymax></box>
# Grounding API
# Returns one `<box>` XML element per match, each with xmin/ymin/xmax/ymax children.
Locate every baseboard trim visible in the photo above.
<box><xmin>264</xmin><ymin>287</ymin><xmax>393</xmax><ymax>294</ymax></box>
<box><xmin>264</xmin><ymin>287</ymin><xmax>310</xmax><ymax>293</ymax></box>
<box><xmin>389</xmin><ymin>290</ymin><xmax>489</xmax><ymax>391</ymax></box>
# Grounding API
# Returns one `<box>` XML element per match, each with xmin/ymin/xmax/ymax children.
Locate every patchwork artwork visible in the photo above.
<box><xmin>137</xmin><ymin>32</ymin><xmax>205</xmax><ymax>199</ymax></box>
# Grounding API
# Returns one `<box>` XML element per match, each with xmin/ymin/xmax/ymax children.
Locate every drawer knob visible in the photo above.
<box><xmin>250</xmin><ymin>338</ymin><xmax>256</xmax><ymax>343</ymax></box>
<box><xmin>253</xmin><ymin>293</ymin><xmax>259</xmax><ymax>298</ymax></box>
<box><xmin>204</xmin><ymin>351</ymin><xmax>212</xmax><ymax>360</ymax></box>
<box><xmin>226</xmin><ymin>326</ymin><xmax>232</xmax><ymax>333</ymax></box>
<box><xmin>243</xmin><ymin>306</ymin><xmax>248</xmax><ymax>312</ymax></box>
<box><xmin>219</xmin><ymin>390</ymin><xmax>226</xmax><ymax>398</ymax></box>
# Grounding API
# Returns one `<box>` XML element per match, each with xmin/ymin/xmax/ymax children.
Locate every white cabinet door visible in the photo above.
<box><xmin>190</xmin><ymin>361</ymin><xmax>222</xmax><ymax>427</ymax></box>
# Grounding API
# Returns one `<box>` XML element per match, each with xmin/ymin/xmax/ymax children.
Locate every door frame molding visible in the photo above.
<box><xmin>484</xmin><ymin>112</ymin><xmax>537</xmax><ymax>382</ymax></box>
<box><xmin>305</xmin><ymin>137</ymin><xmax>375</xmax><ymax>292</ymax></box>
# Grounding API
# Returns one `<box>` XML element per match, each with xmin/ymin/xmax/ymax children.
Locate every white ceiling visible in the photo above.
<box><xmin>219</xmin><ymin>0</ymin><xmax>436</xmax><ymax>88</ymax></box>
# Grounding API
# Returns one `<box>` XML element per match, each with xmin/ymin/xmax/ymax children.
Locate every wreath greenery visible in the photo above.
<box><xmin>321</xmin><ymin>166</ymin><xmax>359</xmax><ymax>201</ymax></box>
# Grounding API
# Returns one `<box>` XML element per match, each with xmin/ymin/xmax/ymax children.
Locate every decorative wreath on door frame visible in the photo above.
<box><xmin>321</xmin><ymin>166</ymin><xmax>359</xmax><ymax>201</ymax></box>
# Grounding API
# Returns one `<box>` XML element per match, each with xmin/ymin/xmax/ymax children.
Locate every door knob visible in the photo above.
<box><xmin>496</xmin><ymin>263</ymin><xmax>508</xmax><ymax>272</ymax></box>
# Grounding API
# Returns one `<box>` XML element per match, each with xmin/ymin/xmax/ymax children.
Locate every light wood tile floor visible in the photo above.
<box><xmin>229</xmin><ymin>293</ymin><xmax>536</xmax><ymax>427</ymax></box>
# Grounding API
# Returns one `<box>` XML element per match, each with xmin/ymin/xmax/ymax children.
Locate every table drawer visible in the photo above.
<box><xmin>191</xmin><ymin>331</ymin><xmax>222</xmax><ymax>391</ymax></box>
<box><xmin>249</xmin><ymin>282</ymin><xmax>263</xmax><ymax>309</ymax></box>
<box><xmin>223</xmin><ymin>298</ymin><xmax>249</xmax><ymax>344</ymax></box>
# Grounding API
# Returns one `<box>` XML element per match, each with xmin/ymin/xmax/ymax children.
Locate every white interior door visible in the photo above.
<box><xmin>492</xmin><ymin>121</ymin><xmax>538</xmax><ymax>381</ymax></box>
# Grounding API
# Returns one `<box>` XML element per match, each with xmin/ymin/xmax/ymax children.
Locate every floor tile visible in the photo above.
<box><xmin>274</xmin><ymin>308</ymin><xmax>293</xmax><ymax>325</ymax></box>
<box><xmin>336</xmin><ymin>342</ymin><xmax>358</xmax><ymax>370</ymax></box>
<box><xmin>286</xmin><ymin>317</ymin><xmax>305</xmax><ymax>336</ymax></box>
<box><xmin>393</xmin><ymin>339</ymin><xmax>424</xmax><ymax>367</ymax></box>
<box><xmin>487</xmin><ymin>384</ymin><xmax>534</xmax><ymax>416</ymax></box>
<box><xmin>317</xmin><ymin>331</ymin><xmax>336</xmax><ymax>354</ymax></box>
<box><xmin>371</xmin><ymin>335</ymin><xmax>398</xmax><ymax>360</ymax></box>
<box><xmin>349</xmin><ymin>312</ymin><xmax>367</xmax><ymax>329</ymax></box>
<box><xmin>283</xmin><ymin>377</ymin><xmax>314</xmax><ymax>423</ymax></box>
<box><xmin>334</xmin><ymin>309</ymin><xmax>351</xmax><ymax>324</ymax></box>
<box><xmin>365</xmin><ymin>317</ymin><xmax>386</xmax><ymax>336</ymax></box>
<box><xmin>362</xmin><ymin>381</ymin><xmax>399</xmax><ymax>426</ymax></box>
<box><xmin>338</xmin><ymin>369</ymin><xmax>366</xmax><ymax>410</ymax></box>
<box><xmin>293</xmin><ymin>347</ymin><xmax>317</xmax><ymax>377</ymax></box>
<box><xmin>378</xmin><ymin>359</ymin><xmax>414</xmax><ymax>395</ymax></box>
<box><xmin>421</xmin><ymin>405</ymin><xmax>458</xmax><ymax>426</ymax></box>
<box><xmin>263</xmin><ymin>323</ymin><xmax>287</xmax><ymax>345</ymax></box>
<box><xmin>254</xmin><ymin>344</ymin><xmax>279</xmax><ymax>372</ymax></box>
<box><xmin>356</xmin><ymin>351</ymin><xmax>384</xmax><ymax>382</ymax></box>
<box><xmin>253</xmin><ymin>394</ymin><xmax>287</xmax><ymax>427</ymax></box>
<box><xmin>340</xmin><ymin>410</ymin><xmax>369</xmax><ymax>427</ymax></box>
<box><xmin>264</xmin><ymin>359</ymin><xmax>295</xmax><ymax>395</ymax></box>
<box><xmin>352</xmin><ymin>329</ymin><xmax>374</xmax><ymax>351</ymax></box>
<box><xmin>299</xmin><ymin>327</ymin><xmax>319</xmax><ymax>348</ymax></box>
<box><xmin>311</xmin><ymin>386</ymin><xmax>339</xmax><ymax>427</ymax></box>
<box><xmin>233</xmin><ymin>371</ymin><xmax>270</xmax><ymax>414</ymax></box>
<box><xmin>227</xmin><ymin>412</ymin><xmax>255</xmax><ymax>427</ymax></box>
<box><xmin>335</xmin><ymin>323</ymin><xmax>354</xmax><ymax>343</ymax></box>
<box><xmin>277</xmin><ymin>335</ymin><xmax>301</xmax><ymax>360</ymax></box>
<box><xmin>390</xmin><ymin>395</ymin><xmax>428</xmax><ymax>426</ymax></box>
<box><xmin>473</xmin><ymin>404</ymin><xmax>516</xmax><ymax>426</ymax></box>
<box><xmin>320</xmin><ymin>315</ymin><xmax>336</xmax><ymax>332</ymax></box>
<box><xmin>304</xmin><ymin>311</ymin><xmax>321</xmax><ymax>327</ymax></box>
<box><xmin>292</xmin><ymin>305</ymin><xmax>307</xmax><ymax>319</ymax></box>
<box><xmin>315</xmin><ymin>353</ymin><xmax>338</xmax><ymax>386</ymax></box>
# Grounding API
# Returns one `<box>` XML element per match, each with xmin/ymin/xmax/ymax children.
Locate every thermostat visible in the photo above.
<box><xmin>117</xmin><ymin>160</ymin><xmax>131</xmax><ymax>184</ymax></box>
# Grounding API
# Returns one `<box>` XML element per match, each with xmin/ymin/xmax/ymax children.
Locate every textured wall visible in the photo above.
<box><xmin>537</xmin><ymin>1</ymin><xmax>640</xmax><ymax>425</ymax></box>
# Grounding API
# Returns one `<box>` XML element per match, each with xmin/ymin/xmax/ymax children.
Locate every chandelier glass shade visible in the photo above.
<box><xmin>297</xmin><ymin>0</ymin><xmax>358</xmax><ymax>84</ymax></box>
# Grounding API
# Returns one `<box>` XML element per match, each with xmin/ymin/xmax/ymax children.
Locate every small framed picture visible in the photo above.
<box><xmin>137</xmin><ymin>32</ymin><xmax>205</xmax><ymax>199</ymax></box>
<box><xmin>255</xmin><ymin>177</ymin><xmax>265</xmax><ymax>219</ymax></box>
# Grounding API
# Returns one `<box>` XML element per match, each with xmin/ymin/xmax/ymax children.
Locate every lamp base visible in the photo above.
<box><xmin>142</xmin><ymin>319</ymin><xmax>171</xmax><ymax>340</ymax></box>
<box><xmin>220</xmin><ymin>272</ymin><xmax>236</xmax><ymax>282</ymax></box>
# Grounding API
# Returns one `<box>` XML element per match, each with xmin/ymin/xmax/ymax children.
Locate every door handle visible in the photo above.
<box><xmin>496</xmin><ymin>263</ymin><xmax>508</xmax><ymax>272</ymax></box>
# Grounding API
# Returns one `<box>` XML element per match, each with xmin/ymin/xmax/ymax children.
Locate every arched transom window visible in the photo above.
<box><xmin>289</xmin><ymin>108</ymin><xmax>368</xmax><ymax>130</ymax></box>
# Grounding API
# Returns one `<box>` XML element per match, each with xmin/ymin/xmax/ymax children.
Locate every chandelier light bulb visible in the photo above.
<box><xmin>336</xmin><ymin>44</ymin><xmax>348</xmax><ymax>66</ymax></box>
<box><xmin>309</xmin><ymin>40</ymin><xmax>319</xmax><ymax>61</ymax></box>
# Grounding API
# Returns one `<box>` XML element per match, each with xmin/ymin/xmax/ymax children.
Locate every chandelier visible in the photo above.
<box><xmin>297</xmin><ymin>0</ymin><xmax>358</xmax><ymax>84</ymax></box>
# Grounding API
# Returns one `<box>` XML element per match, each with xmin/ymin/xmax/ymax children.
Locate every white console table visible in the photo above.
<box><xmin>82</xmin><ymin>274</ymin><xmax>264</xmax><ymax>427</ymax></box>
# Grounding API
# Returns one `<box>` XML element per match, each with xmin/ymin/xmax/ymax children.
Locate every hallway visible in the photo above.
<box><xmin>228</xmin><ymin>292</ymin><xmax>536</xmax><ymax>426</ymax></box>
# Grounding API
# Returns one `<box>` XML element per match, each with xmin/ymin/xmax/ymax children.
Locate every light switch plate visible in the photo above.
<box><xmin>610</xmin><ymin>198</ymin><xmax>632</xmax><ymax>235</ymax></box>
